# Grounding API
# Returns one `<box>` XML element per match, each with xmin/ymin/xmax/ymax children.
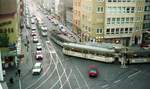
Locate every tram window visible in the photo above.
<box><xmin>89</xmin><ymin>51</ymin><xmax>96</xmax><ymax>55</ymax></box>
<box><xmin>83</xmin><ymin>50</ymin><xmax>88</xmax><ymax>54</ymax></box>
<box><xmin>71</xmin><ymin>48</ymin><xmax>81</xmax><ymax>52</ymax></box>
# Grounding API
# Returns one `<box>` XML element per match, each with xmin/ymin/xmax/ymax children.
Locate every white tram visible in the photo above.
<box><xmin>62</xmin><ymin>43</ymin><xmax>118</xmax><ymax>63</ymax></box>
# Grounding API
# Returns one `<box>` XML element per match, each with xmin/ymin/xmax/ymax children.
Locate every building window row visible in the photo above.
<box><xmin>144</xmin><ymin>15</ymin><xmax>150</xmax><ymax>20</ymax></box>
<box><xmin>143</xmin><ymin>23</ymin><xmax>150</xmax><ymax>29</ymax></box>
<box><xmin>97</xmin><ymin>7</ymin><xmax>104</xmax><ymax>13</ymax></box>
<box><xmin>145</xmin><ymin>0</ymin><xmax>150</xmax><ymax>2</ymax></box>
<box><xmin>106</xmin><ymin>28</ymin><xmax>133</xmax><ymax>34</ymax></box>
<box><xmin>97</xmin><ymin>0</ymin><xmax>104</xmax><ymax>2</ymax></box>
<box><xmin>0</xmin><ymin>28</ymin><xmax>14</xmax><ymax>33</ymax></box>
<box><xmin>107</xmin><ymin>0</ymin><xmax>135</xmax><ymax>2</ymax></box>
<box><xmin>106</xmin><ymin>7</ymin><xmax>136</xmax><ymax>13</ymax></box>
<box><xmin>107</xmin><ymin>17</ymin><xmax>134</xmax><ymax>24</ymax></box>
<box><xmin>145</xmin><ymin>6</ymin><xmax>150</xmax><ymax>11</ymax></box>
<box><xmin>96</xmin><ymin>28</ymin><xmax>103</xmax><ymax>34</ymax></box>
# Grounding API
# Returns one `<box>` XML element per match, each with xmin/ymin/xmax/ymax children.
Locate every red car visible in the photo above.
<box><xmin>88</xmin><ymin>65</ymin><xmax>99</xmax><ymax>78</ymax></box>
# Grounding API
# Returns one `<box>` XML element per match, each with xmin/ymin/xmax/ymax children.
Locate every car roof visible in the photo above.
<box><xmin>34</xmin><ymin>62</ymin><xmax>42</xmax><ymax>66</ymax></box>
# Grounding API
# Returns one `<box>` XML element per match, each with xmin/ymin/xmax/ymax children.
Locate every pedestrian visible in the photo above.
<box><xmin>18</xmin><ymin>69</ymin><xmax>21</xmax><ymax>77</ymax></box>
<box><xmin>9</xmin><ymin>77</ymin><xmax>14</xmax><ymax>84</ymax></box>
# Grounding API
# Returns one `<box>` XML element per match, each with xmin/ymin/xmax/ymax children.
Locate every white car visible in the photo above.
<box><xmin>31</xmin><ymin>31</ymin><xmax>37</xmax><ymax>36</ymax></box>
<box><xmin>41</xmin><ymin>31</ymin><xmax>47</xmax><ymax>37</ymax></box>
<box><xmin>36</xmin><ymin>51</ymin><xmax>43</xmax><ymax>60</ymax></box>
<box><xmin>33</xmin><ymin>36</ymin><xmax>38</xmax><ymax>43</ymax></box>
<box><xmin>36</xmin><ymin>43</ymin><xmax>42</xmax><ymax>50</ymax></box>
<box><xmin>31</xmin><ymin>24</ymin><xmax>36</xmax><ymax>30</ymax></box>
<box><xmin>32</xmin><ymin>62</ymin><xmax>42</xmax><ymax>75</ymax></box>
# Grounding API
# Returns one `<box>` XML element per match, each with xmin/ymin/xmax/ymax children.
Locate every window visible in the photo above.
<box><xmin>96</xmin><ymin>28</ymin><xmax>102</xmax><ymax>33</ymax></box>
<box><xmin>116</xmin><ymin>28</ymin><xmax>119</xmax><ymax>34</ymax></box>
<box><xmin>107</xmin><ymin>18</ymin><xmax>111</xmax><ymax>24</ymax></box>
<box><xmin>112</xmin><ymin>18</ymin><xmax>115</xmax><ymax>24</ymax></box>
<box><xmin>120</xmin><ymin>28</ymin><xmax>124</xmax><ymax>34</ymax></box>
<box><xmin>117</xmin><ymin>18</ymin><xmax>120</xmax><ymax>24</ymax></box>
<box><xmin>121</xmin><ymin>18</ymin><xmax>125</xmax><ymax>24</ymax></box>
<box><xmin>108</xmin><ymin>0</ymin><xmax>112</xmax><ymax>2</ymax></box>
<box><xmin>97</xmin><ymin>7</ymin><xmax>104</xmax><ymax>13</ymax></box>
<box><xmin>129</xmin><ymin>28</ymin><xmax>133</xmax><ymax>33</ymax></box>
<box><xmin>111</xmin><ymin>28</ymin><xmax>115</xmax><ymax>34</ymax></box>
<box><xmin>106</xmin><ymin>28</ymin><xmax>110</xmax><ymax>34</ymax></box>
<box><xmin>130</xmin><ymin>17</ymin><xmax>134</xmax><ymax>23</ymax></box>
<box><xmin>131</xmin><ymin>7</ymin><xmax>135</xmax><ymax>13</ymax></box>
<box><xmin>126</xmin><ymin>7</ymin><xmax>130</xmax><ymax>13</ymax></box>
<box><xmin>125</xmin><ymin>28</ymin><xmax>128</xmax><ymax>33</ymax></box>
<box><xmin>126</xmin><ymin>18</ymin><xmax>129</xmax><ymax>23</ymax></box>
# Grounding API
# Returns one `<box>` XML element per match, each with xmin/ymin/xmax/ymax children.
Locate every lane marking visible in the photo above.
<box><xmin>75</xmin><ymin>66</ymin><xmax>90</xmax><ymax>89</ymax></box>
<box><xmin>49</xmin><ymin>71</ymin><xmax>65</xmax><ymax>89</ymax></box>
<box><xmin>114</xmin><ymin>80</ymin><xmax>121</xmax><ymax>83</ymax></box>
<box><xmin>128</xmin><ymin>70</ymin><xmax>141</xmax><ymax>78</ymax></box>
<box><xmin>59</xmin><ymin>69</ymin><xmax>72</xmax><ymax>89</ymax></box>
<box><xmin>19</xmin><ymin>79</ymin><xmax>22</xmax><ymax>89</ymax></box>
<box><xmin>73</xmin><ymin>73</ymin><xmax>82</xmax><ymax>89</ymax></box>
<box><xmin>48</xmin><ymin>39</ymin><xmax>72</xmax><ymax>89</ymax></box>
<box><xmin>47</xmin><ymin>43</ymin><xmax>63</xmax><ymax>89</ymax></box>
<box><xmin>101</xmin><ymin>84</ymin><xmax>109</xmax><ymax>88</ymax></box>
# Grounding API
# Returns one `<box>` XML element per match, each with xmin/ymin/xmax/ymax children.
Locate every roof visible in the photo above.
<box><xmin>63</xmin><ymin>43</ymin><xmax>115</xmax><ymax>53</ymax></box>
<box><xmin>34</xmin><ymin>62</ymin><xmax>41</xmax><ymax>67</ymax></box>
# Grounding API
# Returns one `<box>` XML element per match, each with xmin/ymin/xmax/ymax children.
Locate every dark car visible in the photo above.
<box><xmin>88</xmin><ymin>65</ymin><xmax>99</xmax><ymax>78</ymax></box>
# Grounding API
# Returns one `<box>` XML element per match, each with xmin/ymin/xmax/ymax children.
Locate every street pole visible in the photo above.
<box><xmin>0</xmin><ymin>51</ymin><xmax>4</xmax><ymax>81</ymax></box>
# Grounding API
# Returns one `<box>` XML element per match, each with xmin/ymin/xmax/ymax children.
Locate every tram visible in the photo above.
<box><xmin>62</xmin><ymin>43</ymin><xmax>119</xmax><ymax>63</ymax></box>
<box><xmin>121</xmin><ymin>48</ymin><xmax>150</xmax><ymax>63</ymax></box>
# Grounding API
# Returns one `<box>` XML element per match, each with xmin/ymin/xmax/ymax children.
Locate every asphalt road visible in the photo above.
<box><xmin>19</xmin><ymin>0</ymin><xmax>150</xmax><ymax>89</ymax></box>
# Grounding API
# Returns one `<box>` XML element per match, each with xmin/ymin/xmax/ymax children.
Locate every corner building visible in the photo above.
<box><xmin>73</xmin><ymin>0</ymin><xmax>145</xmax><ymax>46</ymax></box>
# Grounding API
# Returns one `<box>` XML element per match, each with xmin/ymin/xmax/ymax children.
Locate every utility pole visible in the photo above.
<box><xmin>0</xmin><ymin>51</ymin><xmax>4</xmax><ymax>81</ymax></box>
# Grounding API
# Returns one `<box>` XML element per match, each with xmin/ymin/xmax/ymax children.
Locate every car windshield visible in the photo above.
<box><xmin>33</xmin><ymin>65</ymin><xmax>40</xmax><ymax>69</ymax></box>
<box><xmin>89</xmin><ymin>68</ymin><xmax>97</xmax><ymax>73</ymax></box>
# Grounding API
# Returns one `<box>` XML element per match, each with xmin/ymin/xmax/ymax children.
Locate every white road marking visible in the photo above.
<box><xmin>47</xmin><ymin>43</ymin><xmax>63</xmax><ymax>89</ymax></box>
<box><xmin>59</xmin><ymin>69</ymin><xmax>72</xmax><ymax>89</ymax></box>
<box><xmin>73</xmin><ymin>73</ymin><xmax>82</xmax><ymax>89</ymax></box>
<box><xmin>19</xmin><ymin>79</ymin><xmax>22</xmax><ymax>89</ymax></box>
<box><xmin>101</xmin><ymin>84</ymin><xmax>109</xmax><ymax>88</ymax></box>
<box><xmin>55</xmin><ymin>54</ymin><xmax>72</xmax><ymax>89</ymax></box>
<box><xmin>128</xmin><ymin>70</ymin><xmax>141</xmax><ymax>78</ymax></box>
<box><xmin>48</xmin><ymin>39</ymin><xmax>72</xmax><ymax>89</ymax></box>
<box><xmin>114</xmin><ymin>79</ymin><xmax>121</xmax><ymax>83</ymax></box>
<box><xmin>49</xmin><ymin>71</ymin><xmax>65</xmax><ymax>89</ymax></box>
<box><xmin>75</xmin><ymin>66</ymin><xmax>90</xmax><ymax>89</ymax></box>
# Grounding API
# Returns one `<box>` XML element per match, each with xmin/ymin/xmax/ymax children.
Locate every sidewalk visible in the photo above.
<box><xmin>4</xmin><ymin>32</ymin><xmax>33</xmax><ymax>89</ymax></box>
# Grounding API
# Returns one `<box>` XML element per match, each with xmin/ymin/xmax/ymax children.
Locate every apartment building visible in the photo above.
<box><xmin>142</xmin><ymin>0</ymin><xmax>150</xmax><ymax>45</ymax></box>
<box><xmin>73</xmin><ymin>0</ymin><xmax>145</xmax><ymax>46</ymax></box>
<box><xmin>73</xmin><ymin>0</ymin><xmax>81</xmax><ymax>34</ymax></box>
<box><xmin>0</xmin><ymin>0</ymin><xmax>22</xmax><ymax>68</ymax></box>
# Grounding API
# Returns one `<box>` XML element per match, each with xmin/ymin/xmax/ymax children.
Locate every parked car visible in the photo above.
<box><xmin>36</xmin><ymin>51</ymin><xmax>43</xmax><ymax>60</ymax></box>
<box><xmin>36</xmin><ymin>43</ymin><xmax>42</xmax><ymax>50</ymax></box>
<box><xmin>88</xmin><ymin>65</ymin><xmax>99</xmax><ymax>78</ymax></box>
<box><xmin>33</xmin><ymin>36</ymin><xmax>38</xmax><ymax>43</ymax></box>
<box><xmin>31</xmin><ymin>31</ymin><xmax>37</xmax><ymax>36</ymax></box>
<box><xmin>32</xmin><ymin>62</ymin><xmax>42</xmax><ymax>75</ymax></box>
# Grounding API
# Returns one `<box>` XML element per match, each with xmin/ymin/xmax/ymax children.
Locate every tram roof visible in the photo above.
<box><xmin>63</xmin><ymin>43</ymin><xmax>115</xmax><ymax>53</ymax></box>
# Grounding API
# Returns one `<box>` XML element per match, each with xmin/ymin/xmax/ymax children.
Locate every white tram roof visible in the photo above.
<box><xmin>63</xmin><ymin>43</ymin><xmax>115</xmax><ymax>53</ymax></box>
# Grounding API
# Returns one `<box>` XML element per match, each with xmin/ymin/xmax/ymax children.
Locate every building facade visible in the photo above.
<box><xmin>0</xmin><ymin>0</ymin><xmax>22</xmax><ymax>68</ymax></box>
<box><xmin>73</xmin><ymin>0</ymin><xmax>145</xmax><ymax>46</ymax></box>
